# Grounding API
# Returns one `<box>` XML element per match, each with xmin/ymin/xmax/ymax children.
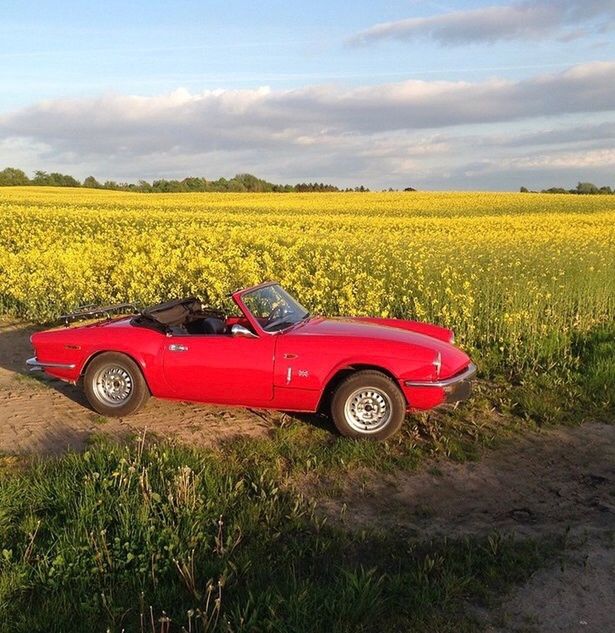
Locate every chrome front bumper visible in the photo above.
<box><xmin>26</xmin><ymin>357</ymin><xmax>76</xmax><ymax>372</ymax></box>
<box><xmin>404</xmin><ymin>363</ymin><xmax>477</xmax><ymax>403</ymax></box>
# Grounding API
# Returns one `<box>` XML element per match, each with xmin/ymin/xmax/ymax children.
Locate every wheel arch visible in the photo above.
<box><xmin>80</xmin><ymin>349</ymin><xmax>152</xmax><ymax>394</ymax></box>
<box><xmin>317</xmin><ymin>363</ymin><xmax>406</xmax><ymax>412</ymax></box>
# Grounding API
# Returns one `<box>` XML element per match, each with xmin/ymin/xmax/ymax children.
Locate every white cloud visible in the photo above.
<box><xmin>1</xmin><ymin>62</ymin><xmax>614</xmax><ymax>189</ymax></box>
<box><xmin>435</xmin><ymin>142</ymin><xmax>615</xmax><ymax>189</ymax></box>
<box><xmin>500</xmin><ymin>148</ymin><xmax>615</xmax><ymax>169</ymax></box>
<box><xmin>2</xmin><ymin>61</ymin><xmax>614</xmax><ymax>145</ymax></box>
<box><xmin>504</xmin><ymin>120</ymin><xmax>615</xmax><ymax>147</ymax></box>
<box><xmin>349</xmin><ymin>0</ymin><xmax>615</xmax><ymax>46</ymax></box>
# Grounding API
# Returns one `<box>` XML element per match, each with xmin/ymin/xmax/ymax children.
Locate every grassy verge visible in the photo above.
<box><xmin>0</xmin><ymin>439</ymin><xmax>560</xmax><ymax>633</ymax></box>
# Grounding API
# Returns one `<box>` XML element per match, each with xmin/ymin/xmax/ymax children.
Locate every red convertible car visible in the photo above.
<box><xmin>27</xmin><ymin>282</ymin><xmax>476</xmax><ymax>440</ymax></box>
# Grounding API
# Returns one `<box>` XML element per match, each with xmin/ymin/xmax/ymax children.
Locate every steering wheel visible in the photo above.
<box><xmin>266</xmin><ymin>303</ymin><xmax>286</xmax><ymax>323</ymax></box>
<box><xmin>265</xmin><ymin>304</ymin><xmax>292</xmax><ymax>330</ymax></box>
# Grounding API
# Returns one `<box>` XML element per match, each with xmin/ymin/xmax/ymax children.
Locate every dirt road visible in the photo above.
<box><xmin>320</xmin><ymin>421</ymin><xmax>615</xmax><ymax>632</ymax></box>
<box><xmin>1</xmin><ymin>320</ymin><xmax>614</xmax><ymax>632</ymax></box>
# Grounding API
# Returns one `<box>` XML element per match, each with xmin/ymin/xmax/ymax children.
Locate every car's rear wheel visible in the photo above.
<box><xmin>83</xmin><ymin>352</ymin><xmax>150</xmax><ymax>417</ymax></box>
<box><xmin>331</xmin><ymin>370</ymin><xmax>406</xmax><ymax>440</ymax></box>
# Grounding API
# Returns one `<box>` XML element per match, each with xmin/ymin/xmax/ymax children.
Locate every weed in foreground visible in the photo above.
<box><xmin>0</xmin><ymin>437</ymin><xmax>560</xmax><ymax>633</ymax></box>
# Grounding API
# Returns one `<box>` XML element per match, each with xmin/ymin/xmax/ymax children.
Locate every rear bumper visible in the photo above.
<box><xmin>26</xmin><ymin>357</ymin><xmax>76</xmax><ymax>372</ymax></box>
<box><xmin>403</xmin><ymin>363</ymin><xmax>477</xmax><ymax>406</ymax></box>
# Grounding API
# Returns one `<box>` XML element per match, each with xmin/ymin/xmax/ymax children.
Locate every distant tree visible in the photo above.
<box><xmin>226</xmin><ymin>178</ymin><xmax>247</xmax><ymax>192</ymax></box>
<box><xmin>576</xmin><ymin>182</ymin><xmax>599</xmax><ymax>194</ymax></box>
<box><xmin>404</xmin><ymin>187</ymin><xmax>417</xmax><ymax>192</ymax></box>
<box><xmin>135</xmin><ymin>180</ymin><xmax>153</xmax><ymax>192</ymax></box>
<box><xmin>214</xmin><ymin>177</ymin><xmax>229</xmax><ymax>191</ymax></box>
<box><xmin>32</xmin><ymin>170</ymin><xmax>52</xmax><ymax>185</ymax></box>
<box><xmin>181</xmin><ymin>177</ymin><xmax>207</xmax><ymax>191</ymax></box>
<box><xmin>152</xmin><ymin>179</ymin><xmax>185</xmax><ymax>193</ymax></box>
<box><xmin>51</xmin><ymin>172</ymin><xmax>80</xmax><ymax>187</ymax></box>
<box><xmin>5</xmin><ymin>167</ymin><xmax>345</xmax><ymax>193</ymax></box>
<box><xmin>231</xmin><ymin>173</ymin><xmax>275</xmax><ymax>192</ymax></box>
<box><xmin>533</xmin><ymin>182</ymin><xmax>615</xmax><ymax>195</ymax></box>
<box><xmin>83</xmin><ymin>176</ymin><xmax>102</xmax><ymax>189</ymax></box>
<box><xmin>32</xmin><ymin>170</ymin><xmax>80</xmax><ymax>187</ymax></box>
<box><xmin>0</xmin><ymin>167</ymin><xmax>30</xmax><ymax>186</ymax></box>
<box><xmin>520</xmin><ymin>186</ymin><xmax>529</xmax><ymax>193</ymax></box>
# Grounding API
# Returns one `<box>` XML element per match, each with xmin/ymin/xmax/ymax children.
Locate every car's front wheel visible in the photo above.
<box><xmin>331</xmin><ymin>370</ymin><xmax>406</xmax><ymax>440</ymax></box>
<box><xmin>83</xmin><ymin>352</ymin><xmax>150</xmax><ymax>417</ymax></box>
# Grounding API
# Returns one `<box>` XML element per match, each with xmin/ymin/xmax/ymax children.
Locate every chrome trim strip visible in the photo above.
<box><xmin>26</xmin><ymin>357</ymin><xmax>76</xmax><ymax>371</ymax></box>
<box><xmin>404</xmin><ymin>363</ymin><xmax>477</xmax><ymax>388</ymax></box>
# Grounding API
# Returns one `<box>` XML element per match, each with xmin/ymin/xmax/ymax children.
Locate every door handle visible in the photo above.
<box><xmin>168</xmin><ymin>343</ymin><xmax>189</xmax><ymax>352</ymax></box>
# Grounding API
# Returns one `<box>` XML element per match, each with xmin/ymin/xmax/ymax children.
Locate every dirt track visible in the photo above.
<box><xmin>1</xmin><ymin>320</ymin><xmax>614</xmax><ymax>632</ymax></box>
<box><xmin>320</xmin><ymin>421</ymin><xmax>615</xmax><ymax>632</ymax></box>
<box><xmin>321</xmin><ymin>422</ymin><xmax>615</xmax><ymax>540</ymax></box>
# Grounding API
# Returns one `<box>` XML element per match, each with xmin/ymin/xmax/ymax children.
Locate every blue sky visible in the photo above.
<box><xmin>1</xmin><ymin>0</ymin><xmax>614</xmax><ymax>189</ymax></box>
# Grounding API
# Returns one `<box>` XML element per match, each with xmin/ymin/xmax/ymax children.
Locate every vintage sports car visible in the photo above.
<box><xmin>27</xmin><ymin>282</ymin><xmax>476</xmax><ymax>440</ymax></box>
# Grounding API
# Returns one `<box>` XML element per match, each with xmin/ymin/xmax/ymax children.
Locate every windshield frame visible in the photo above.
<box><xmin>234</xmin><ymin>282</ymin><xmax>310</xmax><ymax>335</ymax></box>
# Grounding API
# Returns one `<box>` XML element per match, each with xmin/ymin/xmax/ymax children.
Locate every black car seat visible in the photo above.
<box><xmin>186</xmin><ymin>317</ymin><xmax>227</xmax><ymax>335</ymax></box>
<box><xmin>202</xmin><ymin>317</ymin><xmax>226</xmax><ymax>334</ymax></box>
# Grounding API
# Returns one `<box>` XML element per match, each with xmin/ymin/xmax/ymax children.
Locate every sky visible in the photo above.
<box><xmin>1</xmin><ymin>0</ymin><xmax>614</xmax><ymax>190</ymax></box>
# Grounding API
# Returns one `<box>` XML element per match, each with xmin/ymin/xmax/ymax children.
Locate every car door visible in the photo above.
<box><xmin>162</xmin><ymin>334</ymin><xmax>276</xmax><ymax>405</ymax></box>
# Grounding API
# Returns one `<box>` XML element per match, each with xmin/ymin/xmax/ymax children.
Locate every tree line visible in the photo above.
<box><xmin>0</xmin><ymin>167</ymin><xmax>370</xmax><ymax>193</ymax></box>
<box><xmin>520</xmin><ymin>182</ymin><xmax>615</xmax><ymax>195</ymax></box>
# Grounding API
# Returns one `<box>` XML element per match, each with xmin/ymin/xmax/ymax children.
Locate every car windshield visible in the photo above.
<box><xmin>241</xmin><ymin>284</ymin><xmax>310</xmax><ymax>332</ymax></box>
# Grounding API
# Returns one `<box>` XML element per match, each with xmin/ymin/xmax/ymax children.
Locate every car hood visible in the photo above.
<box><xmin>289</xmin><ymin>317</ymin><xmax>470</xmax><ymax>378</ymax></box>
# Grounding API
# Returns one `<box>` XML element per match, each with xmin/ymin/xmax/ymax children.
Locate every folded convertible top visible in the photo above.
<box><xmin>140</xmin><ymin>297</ymin><xmax>203</xmax><ymax>327</ymax></box>
<box><xmin>132</xmin><ymin>297</ymin><xmax>225</xmax><ymax>333</ymax></box>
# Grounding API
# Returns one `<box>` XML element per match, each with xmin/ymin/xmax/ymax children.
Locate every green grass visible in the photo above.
<box><xmin>574</xmin><ymin>323</ymin><xmax>615</xmax><ymax>420</ymax></box>
<box><xmin>12</xmin><ymin>372</ymin><xmax>50</xmax><ymax>389</ymax></box>
<box><xmin>0</xmin><ymin>438</ymin><xmax>559</xmax><ymax>633</ymax></box>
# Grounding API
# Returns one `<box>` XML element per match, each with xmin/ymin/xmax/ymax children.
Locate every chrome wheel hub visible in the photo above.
<box><xmin>344</xmin><ymin>387</ymin><xmax>392</xmax><ymax>434</ymax></box>
<box><xmin>94</xmin><ymin>366</ymin><xmax>133</xmax><ymax>406</ymax></box>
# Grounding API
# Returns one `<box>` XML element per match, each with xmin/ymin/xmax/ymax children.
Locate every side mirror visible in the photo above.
<box><xmin>231</xmin><ymin>324</ymin><xmax>257</xmax><ymax>338</ymax></box>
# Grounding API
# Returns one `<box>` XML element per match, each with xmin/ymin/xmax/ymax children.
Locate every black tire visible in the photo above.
<box><xmin>330</xmin><ymin>370</ymin><xmax>406</xmax><ymax>440</ymax></box>
<box><xmin>83</xmin><ymin>352</ymin><xmax>150</xmax><ymax>417</ymax></box>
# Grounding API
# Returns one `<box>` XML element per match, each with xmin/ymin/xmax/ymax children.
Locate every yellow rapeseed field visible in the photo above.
<box><xmin>1</xmin><ymin>186</ymin><xmax>614</xmax><ymax>374</ymax></box>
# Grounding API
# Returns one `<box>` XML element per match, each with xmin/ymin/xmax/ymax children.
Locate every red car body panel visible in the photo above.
<box><xmin>29</xmin><ymin>282</ymin><xmax>475</xmax><ymax>414</ymax></box>
<box><xmin>162</xmin><ymin>335</ymin><xmax>276</xmax><ymax>405</ymax></box>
